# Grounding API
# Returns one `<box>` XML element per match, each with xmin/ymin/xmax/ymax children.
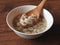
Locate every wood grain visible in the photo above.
<box><xmin>0</xmin><ymin>0</ymin><xmax>60</xmax><ymax>45</ymax></box>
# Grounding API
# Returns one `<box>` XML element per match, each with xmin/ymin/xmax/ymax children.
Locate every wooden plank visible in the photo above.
<box><xmin>0</xmin><ymin>39</ymin><xmax>60</xmax><ymax>45</ymax></box>
<box><xmin>0</xmin><ymin>1</ymin><xmax>60</xmax><ymax>24</ymax></box>
<box><xmin>0</xmin><ymin>25</ymin><xmax>60</xmax><ymax>42</ymax></box>
<box><xmin>0</xmin><ymin>31</ymin><xmax>60</xmax><ymax>45</ymax></box>
<box><xmin>0</xmin><ymin>31</ymin><xmax>20</xmax><ymax>42</ymax></box>
<box><xmin>0</xmin><ymin>0</ymin><xmax>60</xmax><ymax>45</ymax></box>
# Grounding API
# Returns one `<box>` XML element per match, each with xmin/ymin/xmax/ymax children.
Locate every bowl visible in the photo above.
<box><xmin>6</xmin><ymin>5</ymin><xmax>54</xmax><ymax>39</ymax></box>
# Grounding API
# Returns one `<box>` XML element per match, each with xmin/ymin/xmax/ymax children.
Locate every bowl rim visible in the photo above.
<box><xmin>6</xmin><ymin>5</ymin><xmax>54</xmax><ymax>35</ymax></box>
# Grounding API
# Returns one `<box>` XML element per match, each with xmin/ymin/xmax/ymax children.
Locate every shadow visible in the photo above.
<box><xmin>31</xmin><ymin>24</ymin><xmax>60</xmax><ymax>42</ymax></box>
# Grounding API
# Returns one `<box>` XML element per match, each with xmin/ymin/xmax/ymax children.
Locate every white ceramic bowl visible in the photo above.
<box><xmin>6</xmin><ymin>5</ymin><xmax>54</xmax><ymax>39</ymax></box>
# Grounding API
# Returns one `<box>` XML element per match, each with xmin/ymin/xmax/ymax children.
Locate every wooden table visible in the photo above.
<box><xmin>0</xmin><ymin>0</ymin><xmax>60</xmax><ymax>45</ymax></box>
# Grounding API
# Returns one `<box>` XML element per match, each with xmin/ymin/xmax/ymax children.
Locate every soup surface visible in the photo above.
<box><xmin>13</xmin><ymin>13</ymin><xmax>47</xmax><ymax>34</ymax></box>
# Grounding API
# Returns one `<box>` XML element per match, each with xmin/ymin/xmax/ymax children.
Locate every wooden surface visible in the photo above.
<box><xmin>0</xmin><ymin>0</ymin><xmax>60</xmax><ymax>45</ymax></box>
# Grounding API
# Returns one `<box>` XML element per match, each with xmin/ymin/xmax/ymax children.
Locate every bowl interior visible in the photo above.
<box><xmin>6</xmin><ymin>5</ymin><xmax>53</xmax><ymax>35</ymax></box>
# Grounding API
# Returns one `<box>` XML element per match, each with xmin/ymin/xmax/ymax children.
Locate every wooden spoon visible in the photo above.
<box><xmin>20</xmin><ymin>0</ymin><xmax>47</xmax><ymax>27</ymax></box>
<box><xmin>26</xmin><ymin>0</ymin><xmax>47</xmax><ymax>19</ymax></box>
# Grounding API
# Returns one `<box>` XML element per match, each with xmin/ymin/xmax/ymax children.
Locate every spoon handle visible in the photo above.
<box><xmin>37</xmin><ymin>0</ymin><xmax>47</xmax><ymax>12</ymax></box>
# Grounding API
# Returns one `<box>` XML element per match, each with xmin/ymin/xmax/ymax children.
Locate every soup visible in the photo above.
<box><xmin>13</xmin><ymin>13</ymin><xmax>47</xmax><ymax>34</ymax></box>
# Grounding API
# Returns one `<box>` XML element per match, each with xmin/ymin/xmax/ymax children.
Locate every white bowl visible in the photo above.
<box><xmin>6</xmin><ymin>5</ymin><xmax>54</xmax><ymax>39</ymax></box>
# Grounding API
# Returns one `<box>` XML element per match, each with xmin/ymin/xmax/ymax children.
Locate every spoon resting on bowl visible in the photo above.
<box><xmin>20</xmin><ymin>0</ymin><xmax>47</xmax><ymax>27</ymax></box>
